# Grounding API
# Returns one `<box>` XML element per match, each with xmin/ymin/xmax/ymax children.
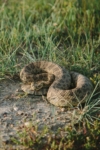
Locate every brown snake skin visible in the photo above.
<box><xmin>20</xmin><ymin>61</ymin><xmax>93</xmax><ymax>107</ymax></box>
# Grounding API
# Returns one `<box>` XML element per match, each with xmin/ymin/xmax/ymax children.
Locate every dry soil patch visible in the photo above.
<box><xmin>0</xmin><ymin>79</ymin><xmax>73</xmax><ymax>149</ymax></box>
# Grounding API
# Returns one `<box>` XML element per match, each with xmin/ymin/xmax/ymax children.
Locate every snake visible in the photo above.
<box><xmin>20</xmin><ymin>61</ymin><xmax>93</xmax><ymax>107</ymax></box>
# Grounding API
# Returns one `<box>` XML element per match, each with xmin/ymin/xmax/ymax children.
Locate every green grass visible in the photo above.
<box><xmin>0</xmin><ymin>0</ymin><xmax>100</xmax><ymax>79</ymax></box>
<box><xmin>0</xmin><ymin>0</ymin><xmax>100</xmax><ymax>149</ymax></box>
<box><xmin>11</xmin><ymin>120</ymin><xmax>100</xmax><ymax>150</ymax></box>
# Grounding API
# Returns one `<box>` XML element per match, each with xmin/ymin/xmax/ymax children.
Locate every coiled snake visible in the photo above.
<box><xmin>20</xmin><ymin>61</ymin><xmax>93</xmax><ymax>107</ymax></box>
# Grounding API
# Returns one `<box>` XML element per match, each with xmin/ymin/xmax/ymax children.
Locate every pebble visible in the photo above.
<box><xmin>24</xmin><ymin>121</ymin><xmax>32</xmax><ymax>127</ymax></box>
<box><xmin>13</xmin><ymin>106</ymin><xmax>19</xmax><ymax>111</ymax></box>
<box><xmin>17</xmin><ymin>110</ymin><xmax>24</xmax><ymax>115</ymax></box>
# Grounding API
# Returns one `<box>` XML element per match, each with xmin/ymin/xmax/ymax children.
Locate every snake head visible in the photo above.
<box><xmin>31</xmin><ymin>82</ymin><xmax>43</xmax><ymax>91</ymax></box>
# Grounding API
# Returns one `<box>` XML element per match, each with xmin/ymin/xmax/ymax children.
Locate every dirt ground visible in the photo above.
<box><xmin>0</xmin><ymin>79</ymin><xmax>74</xmax><ymax>149</ymax></box>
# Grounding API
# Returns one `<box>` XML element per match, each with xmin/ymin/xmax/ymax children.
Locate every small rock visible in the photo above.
<box><xmin>10</xmin><ymin>124</ymin><xmax>14</xmax><ymax>128</ymax></box>
<box><xmin>13</xmin><ymin>106</ymin><xmax>19</xmax><ymax>111</ymax></box>
<box><xmin>24</xmin><ymin>121</ymin><xmax>32</xmax><ymax>127</ymax></box>
<box><xmin>61</xmin><ymin>108</ymin><xmax>66</xmax><ymax>112</ymax></box>
<box><xmin>17</xmin><ymin>110</ymin><xmax>24</xmax><ymax>115</ymax></box>
<box><xmin>36</xmin><ymin>119</ymin><xmax>40</xmax><ymax>123</ymax></box>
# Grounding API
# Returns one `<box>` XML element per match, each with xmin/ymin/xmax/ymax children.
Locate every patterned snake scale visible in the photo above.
<box><xmin>20</xmin><ymin>61</ymin><xmax>93</xmax><ymax>107</ymax></box>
